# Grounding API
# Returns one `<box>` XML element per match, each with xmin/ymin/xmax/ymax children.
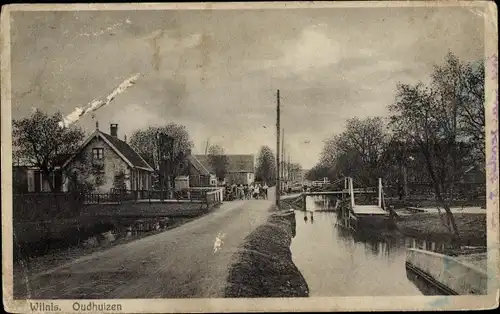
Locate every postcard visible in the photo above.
<box><xmin>1</xmin><ymin>1</ymin><xmax>498</xmax><ymax>312</ymax></box>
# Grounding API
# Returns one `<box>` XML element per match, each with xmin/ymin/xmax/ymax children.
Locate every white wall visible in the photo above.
<box><xmin>247</xmin><ymin>172</ymin><xmax>255</xmax><ymax>184</ymax></box>
<box><xmin>66</xmin><ymin>136</ymin><xmax>131</xmax><ymax>193</ymax></box>
<box><xmin>26</xmin><ymin>169</ymin><xmax>54</xmax><ymax>192</ymax></box>
<box><xmin>27</xmin><ymin>169</ymin><xmax>35</xmax><ymax>192</ymax></box>
<box><xmin>406</xmin><ymin>248</ymin><xmax>488</xmax><ymax>294</ymax></box>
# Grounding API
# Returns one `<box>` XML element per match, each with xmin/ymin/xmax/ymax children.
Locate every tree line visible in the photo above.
<box><xmin>12</xmin><ymin>112</ymin><xmax>285</xmax><ymax>191</ymax></box>
<box><xmin>307</xmin><ymin>52</ymin><xmax>485</xmax><ymax>238</ymax></box>
<box><xmin>12</xmin><ymin>115</ymin><xmax>199</xmax><ymax>192</ymax></box>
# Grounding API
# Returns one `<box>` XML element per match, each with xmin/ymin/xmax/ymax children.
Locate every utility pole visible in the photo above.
<box><xmin>167</xmin><ymin>136</ymin><xmax>175</xmax><ymax>199</ymax></box>
<box><xmin>204</xmin><ymin>138</ymin><xmax>210</xmax><ymax>155</ymax></box>
<box><xmin>282</xmin><ymin>128</ymin><xmax>285</xmax><ymax>192</ymax></box>
<box><xmin>276</xmin><ymin>90</ymin><xmax>281</xmax><ymax>209</ymax></box>
<box><xmin>288</xmin><ymin>153</ymin><xmax>291</xmax><ymax>182</ymax></box>
<box><xmin>157</xmin><ymin>131</ymin><xmax>164</xmax><ymax>202</ymax></box>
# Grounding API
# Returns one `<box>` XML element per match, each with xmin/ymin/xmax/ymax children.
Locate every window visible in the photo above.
<box><xmin>92</xmin><ymin>148</ymin><xmax>104</xmax><ymax>160</ymax></box>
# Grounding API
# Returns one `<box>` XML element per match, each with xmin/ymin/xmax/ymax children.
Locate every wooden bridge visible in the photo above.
<box><xmin>297</xmin><ymin>177</ymin><xmax>390</xmax><ymax>230</ymax></box>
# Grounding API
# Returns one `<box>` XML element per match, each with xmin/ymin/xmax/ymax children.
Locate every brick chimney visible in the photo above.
<box><xmin>110</xmin><ymin>124</ymin><xmax>118</xmax><ymax>137</ymax></box>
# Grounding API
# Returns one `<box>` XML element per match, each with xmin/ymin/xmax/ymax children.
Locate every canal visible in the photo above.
<box><xmin>290</xmin><ymin>195</ymin><xmax>446</xmax><ymax>296</ymax></box>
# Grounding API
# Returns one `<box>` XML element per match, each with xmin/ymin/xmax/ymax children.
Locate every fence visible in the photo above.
<box><xmin>13</xmin><ymin>187</ymin><xmax>225</xmax><ymax>214</ymax></box>
<box><xmin>206</xmin><ymin>188</ymin><xmax>224</xmax><ymax>207</ymax></box>
<box><xmin>85</xmin><ymin>192</ymin><xmax>122</xmax><ymax>204</ymax></box>
<box><xmin>85</xmin><ymin>187</ymin><xmax>225</xmax><ymax>205</ymax></box>
<box><xmin>383</xmin><ymin>183</ymin><xmax>486</xmax><ymax>200</ymax></box>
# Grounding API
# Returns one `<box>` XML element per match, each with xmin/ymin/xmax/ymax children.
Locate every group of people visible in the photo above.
<box><xmin>224</xmin><ymin>182</ymin><xmax>269</xmax><ymax>200</ymax></box>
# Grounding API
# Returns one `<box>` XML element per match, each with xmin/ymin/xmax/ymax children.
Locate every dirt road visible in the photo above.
<box><xmin>15</xmin><ymin>189</ymin><xmax>275</xmax><ymax>299</ymax></box>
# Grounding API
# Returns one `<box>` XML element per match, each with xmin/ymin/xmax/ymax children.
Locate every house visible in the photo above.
<box><xmin>193</xmin><ymin>154</ymin><xmax>255</xmax><ymax>185</ymax></box>
<box><xmin>13</xmin><ymin>165</ymin><xmax>62</xmax><ymax>193</ymax></box>
<box><xmin>175</xmin><ymin>155</ymin><xmax>217</xmax><ymax>188</ymax></box>
<box><xmin>12</xmin><ymin>155</ymin><xmax>70</xmax><ymax>193</ymax></box>
<box><xmin>61</xmin><ymin>123</ymin><xmax>154</xmax><ymax>193</ymax></box>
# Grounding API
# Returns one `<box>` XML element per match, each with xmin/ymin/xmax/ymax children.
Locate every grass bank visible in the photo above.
<box><xmin>388</xmin><ymin>198</ymin><xmax>486</xmax><ymax>209</ymax></box>
<box><xmin>280</xmin><ymin>196</ymin><xmax>304</xmax><ymax>211</ymax></box>
<box><xmin>396</xmin><ymin>213</ymin><xmax>487</xmax><ymax>250</ymax></box>
<box><xmin>225</xmin><ymin>209</ymin><xmax>309</xmax><ymax>298</ymax></box>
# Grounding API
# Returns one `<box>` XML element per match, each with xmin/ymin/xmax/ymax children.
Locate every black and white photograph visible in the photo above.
<box><xmin>1</xmin><ymin>1</ymin><xmax>498</xmax><ymax>312</ymax></box>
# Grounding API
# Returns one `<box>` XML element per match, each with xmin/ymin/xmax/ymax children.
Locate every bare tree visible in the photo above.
<box><xmin>389</xmin><ymin>53</ymin><xmax>485</xmax><ymax>239</ymax></box>
<box><xmin>208</xmin><ymin>144</ymin><xmax>229</xmax><ymax>183</ymax></box>
<box><xmin>13</xmin><ymin>110</ymin><xmax>85</xmax><ymax>191</ymax></box>
<box><xmin>287</xmin><ymin>163</ymin><xmax>302</xmax><ymax>183</ymax></box>
<box><xmin>129</xmin><ymin>124</ymin><xmax>193</xmax><ymax>189</ymax></box>
<box><xmin>305</xmin><ymin>164</ymin><xmax>331</xmax><ymax>182</ymax></box>
<box><xmin>432</xmin><ymin>52</ymin><xmax>485</xmax><ymax>161</ymax></box>
<box><xmin>256</xmin><ymin>146</ymin><xmax>276</xmax><ymax>185</ymax></box>
<box><xmin>389</xmin><ymin>72</ymin><xmax>481</xmax><ymax>239</ymax></box>
<box><xmin>315</xmin><ymin>117</ymin><xmax>387</xmax><ymax>187</ymax></box>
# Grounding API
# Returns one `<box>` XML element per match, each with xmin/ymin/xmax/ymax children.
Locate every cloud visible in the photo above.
<box><xmin>110</xmin><ymin>103</ymin><xmax>168</xmax><ymax>134</ymax></box>
<box><xmin>278</xmin><ymin>24</ymin><xmax>342</xmax><ymax>74</ymax></box>
<box><xmin>10</xmin><ymin>8</ymin><xmax>484</xmax><ymax>169</ymax></box>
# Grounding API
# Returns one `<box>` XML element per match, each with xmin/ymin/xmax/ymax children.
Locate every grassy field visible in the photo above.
<box><xmin>396</xmin><ymin>212</ymin><xmax>487</xmax><ymax>248</ymax></box>
<box><xmin>388</xmin><ymin>197</ymin><xmax>486</xmax><ymax>209</ymax></box>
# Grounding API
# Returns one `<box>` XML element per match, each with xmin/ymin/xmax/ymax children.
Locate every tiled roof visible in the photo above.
<box><xmin>193</xmin><ymin>154</ymin><xmax>254</xmax><ymax>173</ymax></box>
<box><xmin>100</xmin><ymin>132</ymin><xmax>153</xmax><ymax>171</ymax></box>
<box><xmin>187</xmin><ymin>155</ymin><xmax>211</xmax><ymax>176</ymax></box>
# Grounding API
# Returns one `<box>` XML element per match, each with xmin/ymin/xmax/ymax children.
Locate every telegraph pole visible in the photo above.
<box><xmin>276</xmin><ymin>90</ymin><xmax>281</xmax><ymax>209</ymax></box>
<box><xmin>288</xmin><ymin>153</ymin><xmax>291</xmax><ymax>182</ymax></box>
<box><xmin>204</xmin><ymin>139</ymin><xmax>210</xmax><ymax>155</ymax></box>
<box><xmin>157</xmin><ymin>131</ymin><xmax>164</xmax><ymax>201</ymax></box>
<box><xmin>282</xmin><ymin>128</ymin><xmax>285</xmax><ymax>193</ymax></box>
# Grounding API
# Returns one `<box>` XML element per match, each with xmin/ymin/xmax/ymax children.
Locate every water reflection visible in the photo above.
<box><xmin>290</xmin><ymin>196</ymin><xmax>451</xmax><ymax>296</ymax></box>
<box><xmin>406</xmin><ymin>269</ymin><xmax>450</xmax><ymax>295</ymax></box>
<box><xmin>306</xmin><ymin>195</ymin><xmax>341</xmax><ymax>211</ymax></box>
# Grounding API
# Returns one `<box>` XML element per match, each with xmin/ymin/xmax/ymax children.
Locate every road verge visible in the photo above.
<box><xmin>224</xmin><ymin>208</ymin><xmax>309</xmax><ymax>297</ymax></box>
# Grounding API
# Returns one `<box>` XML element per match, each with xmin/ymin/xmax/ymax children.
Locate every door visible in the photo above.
<box><xmin>27</xmin><ymin>170</ymin><xmax>35</xmax><ymax>192</ymax></box>
<box><xmin>34</xmin><ymin>170</ymin><xmax>41</xmax><ymax>192</ymax></box>
<box><xmin>135</xmin><ymin>170</ymin><xmax>139</xmax><ymax>191</ymax></box>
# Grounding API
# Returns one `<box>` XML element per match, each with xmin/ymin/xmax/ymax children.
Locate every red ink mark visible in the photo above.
<box><xmin>489</xmin><ymin>191</ymin><xmax>496</xmax><ymax>200</ymax></box>
<box><xmin>493</xmin><ymin>90</ymin><xmax>499</xmax><ymax>122</ymax></box>
<box><xmin>489</xmin><ymin>56</ymin><xmax>499</xmax><ymax>205</ymax></box>
<box><xmin>491</xmin><ymin>55</ymin><xmax>498</xmax><ymax>81</ymax></box>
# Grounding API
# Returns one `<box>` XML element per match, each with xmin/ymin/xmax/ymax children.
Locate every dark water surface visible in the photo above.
<box><xmin>290</xmin><ymin>196</ymin><xmax>446</xmax><ymax>296</ymax></box>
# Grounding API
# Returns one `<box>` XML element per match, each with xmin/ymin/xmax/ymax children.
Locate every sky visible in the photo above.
<box><xmin>10</xmin><ymin>6</ymin><xmax>484</xmax><ymax>169</ymax></box>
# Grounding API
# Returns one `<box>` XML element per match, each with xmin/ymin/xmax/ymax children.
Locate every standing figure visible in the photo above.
<box><xmin>247</xmin><ymin>184</ymin><xmax>252</xmax><ymax>199</ymax></box>
<box><xmin>262</xmin><ymin>182</ymin><xmax>269</xmax><ymax>199</ymax></box>
<box><xmin>253</xmin><ymin>184</ymin><xmax>260</xmax><ymax>199</ymax></box>
<box><xmin>238</xmin><ymin>184</ymin><xmax>244</xmax><ymax>200</ymax></box>
<box><xmin>243</xmin><ymin>184</ymin><xmax>249</xmax><ymax>200</ymax></box>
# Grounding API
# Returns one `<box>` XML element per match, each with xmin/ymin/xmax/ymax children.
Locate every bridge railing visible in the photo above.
<box><xmin>206</xmin><ymin>188</ymin><xmax>224</xmax><ymax>208</ymax></box>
